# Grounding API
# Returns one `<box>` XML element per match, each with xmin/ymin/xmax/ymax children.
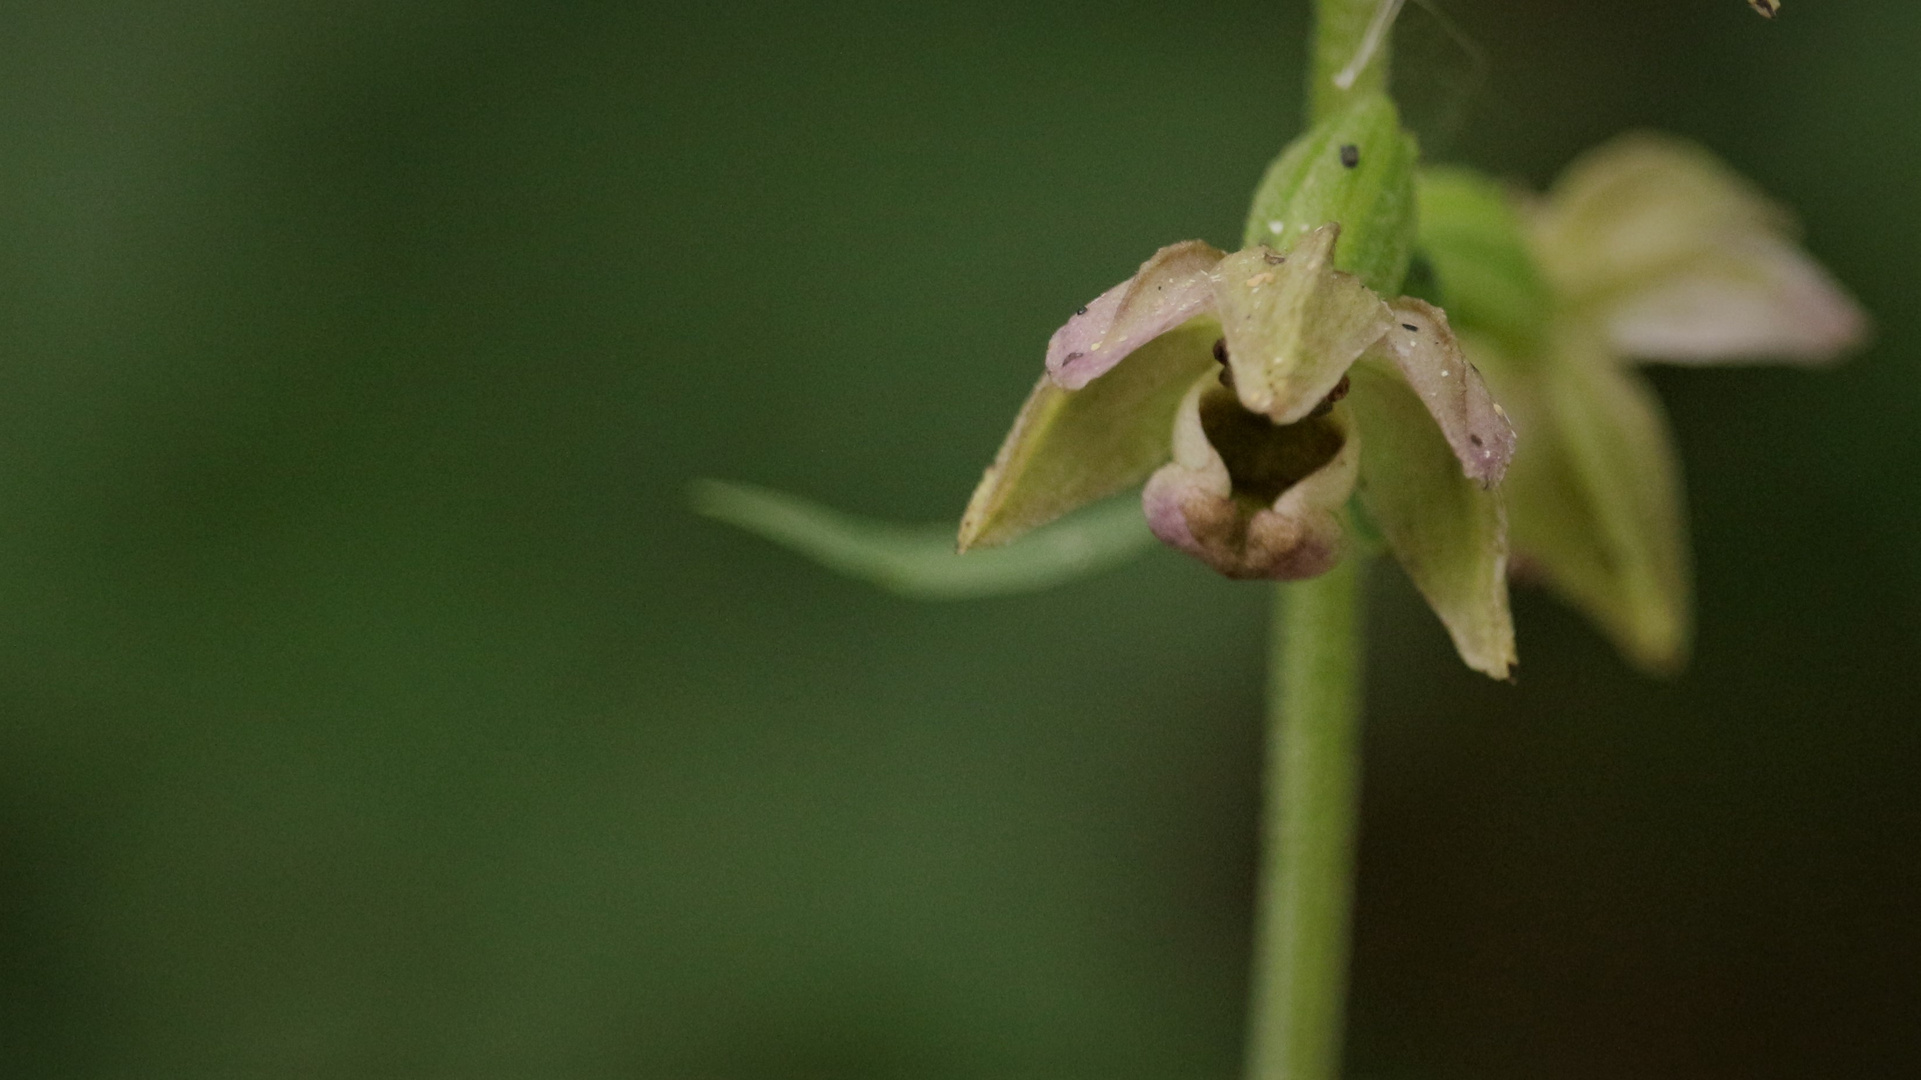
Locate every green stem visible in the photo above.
<box><xmin>1245</xmin><ymin>557</ymin><xmax>1368</xmax><ymax>1080</ymax></box>
<box><xmin>1243</xmin><ymin>6</ymin><xmax>1394</xmax><ymax>1076</ymax></box>
<box><xmin>1310</xmin><ymin>0</ymin><xmax>1395</xmax><ymax>121</ymax></box>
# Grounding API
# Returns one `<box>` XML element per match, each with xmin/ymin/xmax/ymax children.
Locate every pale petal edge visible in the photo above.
<box><xmin>1604</xmin><ymin>234</ymin><xmax>1870</xmax><ymax>365</ymax></box>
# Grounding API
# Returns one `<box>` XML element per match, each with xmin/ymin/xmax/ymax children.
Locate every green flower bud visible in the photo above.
<box><xmin>1243</xmin><ymin>93</ymin><xmax>1420</xmax><ymax>294</ymax></box>
<box><xmin>1416</xmin><ymin>167</ymin><xmax>1553</xmax><ymax>362</ymax></box>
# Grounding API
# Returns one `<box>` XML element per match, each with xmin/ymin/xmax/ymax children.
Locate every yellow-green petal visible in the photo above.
<box><xmin>1501</xmin><ymin>330</ymin><xmax>1692</xmax><ymax>674</ymax></box>
<box><xmin>1211</xmin><ymin>225</ymin><xmax>1392</xmax><ymax>424</ymax></box>
<box><xmin>958</xmin><ymin>319</ymin><xmax>1220</xmax><ymax>551</ymax></box>
<box><xmin>1531</xmin><ymin>131</ymin><xmax>1789</xmax><ymax>307</ymax></box>
<box><xmin>1345</xmin><ymin>356</ymin><xmax>1516</xmax><ymax>679</ymax></box>
<box><xmin>1603</xmin><ymin>232</ymin><xmax>1868</xmax><ymax>364</ymax></box>
<box><xmin>1532</xmin><ymin>133</ymin><xmax>1867</xmax><ymax>366</ymax></box>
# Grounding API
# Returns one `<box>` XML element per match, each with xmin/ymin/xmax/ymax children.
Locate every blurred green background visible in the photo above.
<box><xmin>2</xmin><ymin>1</ymin><xmax>1917</xmax><ymax>1076</ymax></box>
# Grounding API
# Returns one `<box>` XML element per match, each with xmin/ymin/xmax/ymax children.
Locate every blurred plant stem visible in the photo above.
<box><xmin>1310</xmin><ymin>0</ymin><xmax>1392</xmax><ymax>120</ymax></box>
<box><xmin>1247</xmin><ymin>559</ymin><xmax>1367</xmax><ymax>1080</ymax></box>
<box><xmin>1245</xmin><ymin>6</ymin><xmax>1386</xmax><ymax>1078</ymax></box>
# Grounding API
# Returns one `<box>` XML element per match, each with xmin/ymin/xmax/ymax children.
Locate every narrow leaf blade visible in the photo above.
<box><xmin>693</xmin><ymin>480</ymin><xmax>1157</xmax><ymax>600</ymax></box>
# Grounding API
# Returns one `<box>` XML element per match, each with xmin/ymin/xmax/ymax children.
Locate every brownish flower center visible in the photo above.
<box><xmin>1197</xmin><ymin>386</ymin><xmax>1346</xmax><ymax>506</ymax></box>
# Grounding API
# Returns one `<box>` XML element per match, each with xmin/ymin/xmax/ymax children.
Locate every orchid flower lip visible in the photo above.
<box><xmin>1144</xmin><ymin>374</ymin><xmax>1360</xmax><ymax>582</ymax></box>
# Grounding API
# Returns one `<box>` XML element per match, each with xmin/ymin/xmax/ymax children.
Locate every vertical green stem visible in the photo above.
<box><xmin>1245</xmin><ymin>5</ymin><xmax>1392</xmax><ymax>1077</ymax></box>
<box><xmin>1246</xmin><ymin>558</ymin><xmax>1367</xmax><ymax>1080</ymax></box>
<box><xmin>1310</xmin><ymin>0</ymin><xmax>1394</xmax><ymax>121</ymax></box>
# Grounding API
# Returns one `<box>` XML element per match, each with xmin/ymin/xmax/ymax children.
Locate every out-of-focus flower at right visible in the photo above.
<box><xmin>1418</xmin><ymin>134</ymin><xmax>1868</xmax><ymax>674</ymax></box>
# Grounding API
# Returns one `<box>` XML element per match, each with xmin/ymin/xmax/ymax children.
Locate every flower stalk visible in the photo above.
<box><xmin>1311</xmin><ymin>0</ymin><xmax>1391</xmax><ymax>121</ymax></box>
<box><xmin>1248</xmin><ymin>559</ymin><xmax>1367</xmax><ymax>1080</ymax></box>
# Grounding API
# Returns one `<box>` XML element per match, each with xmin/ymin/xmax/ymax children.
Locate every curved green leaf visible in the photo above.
<box><xmin>693</xmin><ymin>480</ymin><xmax>1158</xmax><ymax>600</ymax></box>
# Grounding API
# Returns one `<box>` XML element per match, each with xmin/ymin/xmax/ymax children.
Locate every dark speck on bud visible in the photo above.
<box><xmin>1339</xmin><ymin>143</ymin><xmax>1360</xmax><ymax>169</ymax></box>
<box><xmin>1401</xmin><ymin>322</ymin><xmax>1419</xmax><ymax>332</ymax></box>
<box><xmin>1075</xmin><ymin>305</ymin><xmax>1088</xmax><ymax>316</ymax></box>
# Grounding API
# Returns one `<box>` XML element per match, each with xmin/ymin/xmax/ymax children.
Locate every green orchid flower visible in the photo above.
<box><xmin>957</xmin><ymin>95</ymin><xmax>1520</xmax><ymax>679</ymax></box>
<box><xmin>1417</xmin><ymin>133</ymin><xmax>1868</xmax><ymax>673</ymax></box>
<box><xmin>699</xmin><ymin>93</ymin><xmax>1525</xmax><ymax>680</ymax></box>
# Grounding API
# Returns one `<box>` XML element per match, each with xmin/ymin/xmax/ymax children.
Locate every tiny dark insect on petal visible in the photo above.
<box><xmin>1400</xmin><ymin>323</ymin><xmax>1419</xmax><ymax>332</ymax></box>
<box><xmin>1075</xmin><ymin>306</ymin><xmax>1088</xmax><ymax>316</ymax></box>
<box><xmin>1211</xmin><ymin>338</ymin><xmax>1229</xmax><ymax>364</ymax></box>
<box><xmin>1339</xmin><ymin>144</ymin><xmax>1360</xmax><ymax>169</ymax></box>
<box><xmin>1468</xmin><ymin>434</ymin><xmax>1483</xmax><ymax>447</ymax></box>
<box><xmin>1263</xmin><ymin>252</ymin><xmax>1285</xmax><ymax>265</ymax></box>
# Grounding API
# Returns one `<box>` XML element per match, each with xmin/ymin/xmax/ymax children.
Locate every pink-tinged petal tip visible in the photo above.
<box><xmin>1046</xmin><ymin>241</ymin><xmax>1225</xmax><ymax>390</ymax></box>
<box><xmin>1604</xmin><ymin>235</ymin><xmax>1871</xmax><ymax>365</ymax></box>
<box><xmin>1380</xmin><ymin>299</ymin><xmax>1517</xmax><ymax>487</ymax></box>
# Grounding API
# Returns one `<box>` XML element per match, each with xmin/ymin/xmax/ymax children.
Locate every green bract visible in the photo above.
<box><xmin>1417</xmin><ymin>136</ymin><xmax>1867</xmax><ymax>673</ymax></box>
<box><xmin>1244</xmin><ymin>92</ymin><xmax>1419</xmax><ymax>293</ymax></box>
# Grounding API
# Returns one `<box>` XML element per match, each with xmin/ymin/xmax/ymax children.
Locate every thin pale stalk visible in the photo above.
<box><xmin>1245</xmin><ymin>558</ymin><xmax>1367</xmax><ymax>1080</ymax></box>
<box><xmin>1311</xmin><ymin>0</ymin><xmax>1393</xmax><ymax>121</ymax></box>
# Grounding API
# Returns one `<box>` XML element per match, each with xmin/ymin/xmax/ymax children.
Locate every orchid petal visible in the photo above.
<box><xmin>1532</xmin><ymin>133</ymin><xmax>1867</xmax><ymax>365</ymax></box>
<box><xmin>1142</xmin><ymin>373</ymin><xmax>1358</xmax><ymax>581</ymax></box>
<box><xmin>1046</xmin><ymin>241</ymin><xmax>1226</xmax><ymax>390</ymax></box>
<box><xmin>1377</xmin><ymin>298</ymin><xmax>1516</xmax><ymax>487</ymax></box>
<box><xmin>1604</xmin><ymin>233</ymin><xmax>1868</xmax><ymax>363</ymax></box>
<box><xmin>1531</xmin><ymin>131</ymin><xmax>1789</xmax><ymax>303</ymax></box>
<box><xmin>960</xmin><ymin>319</ymin><xmax>1220</xmax><ymax>550</ymax></box>
<box><xmin>1211</xmin><ymin>225</ymin><xmax>1393</xmax><ymax>424</ymax></box>
<box><xmin>1494</xmin><ymin>331</ymin><xmax>1691</xmax><ymax>674</ymax></box>
<box><xmin>1344</xmin><ymin>356</ymin><xmax>1516</xmax><ymax>679</ymax></box>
